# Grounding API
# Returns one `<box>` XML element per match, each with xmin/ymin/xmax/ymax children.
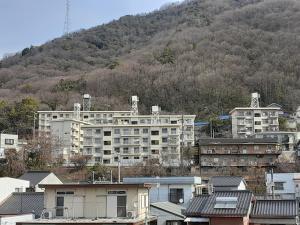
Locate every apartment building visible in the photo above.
<box><xmin>16</xmin><ymin>183</ymin><xmax>156</xmax><ymax>225</ymax></box>
<box><xmin>82</xmin><ymin>114</ymin><xmax>195</xmax><ymax>167</ymax></box>
<box><xmin>194</xmin><ymin>138</ymin><xmax>281</xmax><ymax>181</ymax></box>
<box><xmin>38</xmin><ymin>95</ymin><xmax>195</xmax><ymax>166</ymax></box>
<box><xmin>230</xmin><ymin>93</ymin><xmax>282</xmax><ymax>138</ymax></box>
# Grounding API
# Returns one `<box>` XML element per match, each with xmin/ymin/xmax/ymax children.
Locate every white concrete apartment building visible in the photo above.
<box><xmin>230</xmin><ymin>93</ymin><xmax>282</xmax><ymax>138</ymax></box>
<box><xmin>38</xmin><ymin>96</ymin><xmax>195</xmax><ymax>166</ymax></box>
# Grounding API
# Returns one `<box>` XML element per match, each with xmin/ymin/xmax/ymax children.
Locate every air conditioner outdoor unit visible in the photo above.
<box><xmin>127</xmin><ymin>211</ymin><xmax>136</xmax><ymax>219</ymax></box>
<box><xmin>43</xmin><ymin>211</ymin><xmax>53</xmax><ymax>219</ymax></box>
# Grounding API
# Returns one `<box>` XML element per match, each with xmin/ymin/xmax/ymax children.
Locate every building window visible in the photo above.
<box><xmin>95</xmin><ymin>129</ymin><xmax>101</xmax><ymax>134</ymax></box>
<box><xmin>95</xmin><ymin>157</ymin><xmax>101</xmax><ymax>162</ymax></box>
<box><xmin>274</xmin><ymin>182</ymin><xmax>284</xmax><ymax>190</ymax></box>
<box><xmin>143</xmin><ymin>147</ymin><xmax>148</xmax><ymax>153</ymax></box>
<box><xmin>134</xmin><ymin>147</ymin><xmax>139</xmax><ymax>154</ymax></box>
<box><xmin>134</xmin><ymin>156</ymin><xmax>140</xmax><ymax>160</ymax></box>
<box><xmin>162</xmin><ymin>128</ymin><xmax>168</xmax><ymax>133</ymax></box>
<box><xmin>123</xmin><ymin>138</ymin><xmax>129</xmax><ymax>144</ymax></box>
<box><xmin>169</xmin><ymin>188</ymin><xmax>184</xmax><ymax>204</ymax></box>
<box><xmin>143</xmin><ymin>138</ymin><xmax>148</xmax><ymax>143</ymax></box>
<box><xmin>162</xmin><ymin>137</ymin><xmax>168</xmax><ymax>143</ymax></box>
<box><xmin>254</xmin><ymin>145</ymin><xmax>259</xmax><ymax>150</ymax></box>
<box><xmin>104</xmin><ymin>150</ymin><xmax>111</xmax><ymax>155</ymax></box>
<box><xmin>94</xmin><ymin>138</ymin><xmax>101</xmax><ymax>144</ymax></box>
<box><xmin>104</xmin><ymin>141</ymin><xmax>111</xmax><ymax>145</ymax></box>
<box><xmin>114</xmin><ymin>147</ymin><xmax>120</xmax><ymax>153</ymax></box>
<box><xmin>171</xmin><ymin>120</ymin><xmax>177</xmax><ymax>124</ymax></box>
<box><xmin>56</xmin><ymin>196</ymin><xmax>64</xmax><ymax>217</ymax></box>
<box><xmin>95</xmin><ymin>148</ymin><xmax>101</xmax><ymax>153</ymax></box>
<box><xmin>151</xmin><ymin>140</ymin><xmax>159</xmax><ymax>145</ymax></box>
<box><xmin>114</xmin><ymin>138</ymin><xmax>120</xmax><ymax>144</ymax></box>
<box><xmin>254</xmin><ymin>113</ymin><xmax>261</xmax><ymax>117</ymax></box>
<box><xmin>117</xmin><ymin>196</ymin><xmax>127</xmax><ymax>217</ymax></box>
<box><xmin>103</xmin><ymin>159</ymin><xmax>110</xmax><ymax>164</ymax></box>
<box><xmin>143</xmin><ymin>128</ymin><xmax>149</xmax><ymax>134</ymax></box>
<box><xmin>5</xmin><ymin>139</ymin><xmax>14</xmax><ymax>145</ymax></box>
<box><xmin>104</xmin><ymin>131</ymin><xmax>111</xmax><ymax>136</ymax></box>
<box><xmin>171</xmin><ymin>128</ymin><xmax>177</xmax><ymax>134</ymax></box>
<box><xmin>114</xmin><ymin>129</ymin><xmax>120</xmax><ymax>134</ymax></box>
<box><xmin>123</xmin><ymin>148</ymin><xmax>129</xmax><ymax>154</ymax></box>
<box><xmin>134</xmin><ymin>129</ymin><xmax>139</xmax><ymax>135</ymax></box>
<box><xmin>151</xmin><ymin>130</ymin><xmax>159</xmax><ymax>135</ymax></box>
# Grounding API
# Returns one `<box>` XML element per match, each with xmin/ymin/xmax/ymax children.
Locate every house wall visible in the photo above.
<box><xmin>0</xmin><ymin>214</ymin><xmax>34</xmax><ymax>225</ymax></box>
<box><xmin>44</xmin><ymin>186</ymin><xmax>149</xmax><ymax>219</ymax></box>
<box><xmin>149</xmin><ymin>184</ymin><xmax>194</xmax><ymax>207</ymax></box>
<box><xmin>0</xmin><ymin>134</ymin><xmax>19</xmax><ymax>151</ymax></box>
<box><xmin>0</xmin><ymin>178</ymin><xmax>29</xmax><ymax>203</ymax></box>
<box><xmin>210</xmin><ymin>217</ymin><xmax>245</xmax><ymax>225</ymax></box>
<box><xmin>150</xmin><ymin>206</ymin><xmax>183</xmax><ymax>225</ymax></box>
<box><xmin>35</xmin><ymin>173</ymin><xmax>62</xmax><ymax>192</ymax></box>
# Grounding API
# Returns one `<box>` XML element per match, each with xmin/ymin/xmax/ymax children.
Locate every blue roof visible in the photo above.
<box><xmin>194</xmin><ymin>122</ymin><xmax>209</xmax><ymax>126</ymax></box>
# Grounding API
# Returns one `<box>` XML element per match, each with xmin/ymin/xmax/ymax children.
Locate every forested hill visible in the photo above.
<box><xmin>1</xmin><ymin>0</ymin><xmax>300</xmax><ymax>117</ymax></box>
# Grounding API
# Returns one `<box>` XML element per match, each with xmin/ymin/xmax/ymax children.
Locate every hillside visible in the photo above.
<box><xmin>1</xmin><ymin>0</ymin><xmax>300</xmax><ymax>117</ymax></box>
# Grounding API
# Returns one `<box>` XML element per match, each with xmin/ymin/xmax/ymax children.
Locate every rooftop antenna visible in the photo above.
<box><xmin>83</xmin><ymin>94</ymin><xmax>91</xmax><ymax>111</ymax></box>
<box><xmin>250</xmin><ymin>92</ymin><xmax>260</xmax><ymax>108</ymax></box>
<box><xmin>151</xmin><ymin>106</ymin><xmax>161</xmax><ymax>124</ymax></box>
<box><xmin>63</xmin><ymin>0</ymin><xmax>70</xmax><ymax>35</ymax></box>
<box><xmin>131</xmin><ymin>96</ymin><xmax>139</xmax><ymax>116</ymax></box>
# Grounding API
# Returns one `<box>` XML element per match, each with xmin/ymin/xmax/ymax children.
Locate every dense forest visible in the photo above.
<box><xmin>1</xmin><ymin>0</ymin><xmax>300</xmax><ymax>117</ymax></box>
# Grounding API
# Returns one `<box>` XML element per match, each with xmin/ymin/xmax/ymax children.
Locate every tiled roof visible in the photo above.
<box><xmin>210</xmin><ymin>176</ymin><xmax>244</xmax><ymax>187</ymax></box>
<box><xmin>151</xmin><ymin>202</ymin><xmax>185</xmax><ymax>218</ymax></box>
<box><xmin>185</xmin><ymin>191</ymin><xmax>253</xmax><ymax>217</ymax></box>
<box><xmin>19</xmin><ymin>171</ymin><xmax>51</xmax><ymax>187</ymax></box>
<box><xmin>0</xmin><ymin>192</ymin><xmax>44</xmax><ymax>217</ymax></box>
<box><xmin>251</xmin><ymin>200</ymin><xmax>298</xmax><ymax>218</ymax></box>
<box><xmin>198</xmin><ymin>138</ymin><xmax>278</xmax><ymax>145</ymax></box>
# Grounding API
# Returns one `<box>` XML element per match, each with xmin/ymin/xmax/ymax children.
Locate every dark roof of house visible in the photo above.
<box><xmin>251</xmin><ymin>200</ymin><xmax>298</xmax><ymax>218</ymax></box>
<box><xmin>0</xmin><ymin>192</ymin><xmax>44</xmax><ymax>217</ymax></box>
<box><xmin>185</xmin><ymin>191</ymin><xmax>253</xmax><ymax>217</ymax></box>
<box><xmin>197</xmin><ymin>138</ymin><xmax>278</xmax><ymax>145</ymax></box>
<box><xmin>19</xmin><ymin>171</ymin><xmax>51</xmax><ymax>187</ymax></box>
<box><xmin>210</xmin><ymin>176</ymin><xmax>245</xmax><ymax>188</ymax></box>
<box><xmin>151</xmin><ymin>202</ymin><xmax>185</xmax><ymax>218</ymax></box>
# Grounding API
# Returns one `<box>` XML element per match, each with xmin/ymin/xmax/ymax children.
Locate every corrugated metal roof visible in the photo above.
<box><xmin>251</xmin><ymin>200</ymin><xmax>298</xmax><ymax>218</ymax></box>
<box><xmin>19</xmin><ymin>171</ymin><xmax>51</xmax><ymax>187</ymax></box>
<box><xmin>0</xmin><ymin>192</ymin><xmax>44</xmax><ymax>217</ymax></box>
<box><xmin>210</xmin><ymin>176</ymin><xmax>245</xmax><ymax>188</ymax></box>
<box><xmin>123</xmin><ymin>176</ymin><xmax>201</xmax><ymax>185</ymax></box>
<box><xmin>151</xmin><ymin>202</ymin><xmax>185</xmax><ymax>218</ymax></box>
<box><xmin>198</xmin><ymin>138</ymin><xmax>278</xmax><ymax>145</ymax></box>
<box><xmin>185</xmin><ymin>191</ymin><xmax>253</xmax><ymax>217</ymax></box>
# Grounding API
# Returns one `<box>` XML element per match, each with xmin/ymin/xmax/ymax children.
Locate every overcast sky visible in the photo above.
<box><xmin>0</xmin><ymin>0</ymin><xmax>180</xmax><ymax>58</ymax></box>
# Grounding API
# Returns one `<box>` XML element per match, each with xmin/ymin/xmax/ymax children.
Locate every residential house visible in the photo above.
<box><xmin>123</xmin><ymin>177</ymin><xmax>206</xmax><ymax>207</ymax></box>
<box><xmin>0</xmin><ymin>134</ymin><xmax>19</xmax><ymax>158</ymax></box>
<box><xmin>266</xmin><ymin>172</ymin><xmax>300</xmax><ymax>199</ymax></box>
<box><xmin>184</xmin><ymin>191</ymin><xmax>298</xmax><ymax>225</ymax></box>
<box><xmin>0</xmin><ymin>177</ymin><xmax>29</xmax><ymax>203</ymax></box>
<box><xmin>15</xmin><ymin>183</ymin><xmax>156</xmax><ymax>225</ymax></box>
<box><xmin>194</xmin><ymin>138</ymin><xmax>281</xmax><ymax>185</ymax></box>
<box><xmin>150</xmin><ymin>202</ymin><xmax>185</xmax><ymax>225</ymax></box>
<box><xmin>210</xmin><ymin>176</ymin><xmax>247</xmax><ymax>192</ymax></box>
<box><xmin>230</xmin><ymin>93</ymin><xmax>282</xmax><ymax>138</ymax></box>
<box><xmin>0</xmin><ymin>192</ymin><xmax>44</xmax><ymax>225</ymax></box>
<box><xmin>184</xmin><ymin>191</ymin><xmax>253</xmax><ymax>225</ymax></box>
<box><xmin>38</xmin><ymin>95</ymin><xmax>195</xmax><ymax>167</ymax></box>
<box><xmin>18</xmin><ymin>171</ymin><xmax>62</xmax><ymax>192</ymax></box>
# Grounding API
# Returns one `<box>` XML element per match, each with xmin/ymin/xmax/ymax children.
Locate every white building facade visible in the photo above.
<box><xmin>230</xmin><ymin>93</ymin><xmax>282</xmax><ymax>138</ymax></box>
<box><xmin>38</xmin><ymin>96</ymin><xmax>195</xmax><ymax>166</ymax></box>
<box><xmin>0</xmin><ymin>177</ymin><xmax>29</xmax><ymax>203</ymax></box>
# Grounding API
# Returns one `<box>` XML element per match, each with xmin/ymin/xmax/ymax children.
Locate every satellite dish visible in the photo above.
<box><xmin>179</xmin><ymin>198</ymin><xmax>184</xmax><ymax>204</ymax></box>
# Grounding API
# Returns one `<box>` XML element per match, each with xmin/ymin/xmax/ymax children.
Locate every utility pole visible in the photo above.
<box><xmin>180</xmin><ymin>114</ymin><xmax>184</xmax><ymax>174</ymax></box>
<box><xmin>118</xmin><ymin>154</ymin><xmax>121</xmax><ymax>183</ymax></box>
<box><xmin>33</xmin><ymin>112</ymin><xmax>36</xmax><ymax>140</ymax></box>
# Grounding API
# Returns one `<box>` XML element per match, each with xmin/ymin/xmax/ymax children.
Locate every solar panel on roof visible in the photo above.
<box><xmin>214</xmin><ymin>197</ymin><xmax>238</xmax><ymax>209</ymax></box>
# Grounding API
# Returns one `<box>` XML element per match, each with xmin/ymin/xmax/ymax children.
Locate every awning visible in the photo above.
<box><xmin>184</xmin><ymin>217</ymin><xmax>209</xmax><ymax>222</ymax></box>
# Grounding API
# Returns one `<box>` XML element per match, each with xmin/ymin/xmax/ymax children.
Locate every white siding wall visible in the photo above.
<box><xmin>0</xmin><ymin>178</ymin><xmax>29</xmax><ymax>203</ymax></box>
<box><xmin>0</xmin><ymin>214</ymin><xmax>34</xmax><ymax>225</ymax></box>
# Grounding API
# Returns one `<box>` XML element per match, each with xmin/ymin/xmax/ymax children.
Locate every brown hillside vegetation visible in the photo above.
<box><xmin>1</xmin><ymin>0</ymin><xmax>300</xmax><ymax>117</ymax></box>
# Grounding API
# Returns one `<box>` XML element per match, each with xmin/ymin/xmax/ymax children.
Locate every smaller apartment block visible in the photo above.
<box><xmin>194</xmin><ymin>138</ymin><xmax>281</xmax><ymax>180</ymax></box>
<box><xmin>230</xmin><ymin>93</ymin><xmax>282</xmax><ymax>138</ymax></box>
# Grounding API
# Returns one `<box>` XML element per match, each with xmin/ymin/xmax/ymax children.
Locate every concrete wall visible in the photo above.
<box><xmin>0</xmin><ymin>214</ymin><xmax>34</xmax><ymax>225</ymax></box>
<box><xmin>149</xmin><ymin>184</ymin><xmax>194</xmax><ymax>207</ymax></box>
<box><xmin>0</xmin><ymin>134</ymin><xmax>18</xmax><ymax>151</ymax></box>
<box><xmin>35</xmin><ymin>173</ymin><xmax>62</xmax><ymax>192</ymax></box>
<box><xmin>150</xmin><ymin>206</ymin><xmax>183</xmax><ymax>225</ymax></box>
<box><xmin>44</xmin><ymin>186</ymin><xmax>149</xmax><ymax>219</ymax></box>
<box><xmin>0</xmin><ymin>178</ymin><xmax>29</xmax><ymax>203</ymax></box>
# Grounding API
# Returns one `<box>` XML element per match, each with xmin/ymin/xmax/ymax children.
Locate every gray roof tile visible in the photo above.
<box><xmin>210</xmin><ymin>176</ymin><xmax>245</xmax><ymax>187</ymax></box>
<box><xmin>151</xmin><ymin>202</ymin><xmax>185</xmax><ymax>218</ymax></box>
<box><xmin>251</xmin><ymin>200</ymin><xmax>298</xmax><ymax>218</ymax></box>
<box><xmin>185</xmin><ymin>191</ymin><xmax>253</xmax><ymax>217</ymax></box>
<box><xmin>0</xmin><ymin>192</ymin><xmax>44</xmax><ymax>217</ymax></box>
<box><xmin>19</xmin><ymin>171</ymin><xmax>51</xmax><ymax>187</ymax></box>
